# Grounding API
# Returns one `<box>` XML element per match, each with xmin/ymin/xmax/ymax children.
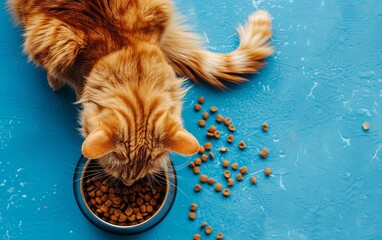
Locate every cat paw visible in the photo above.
<box><xmin>47</xmin><ymin>74</ymin><xmax>63</xmax><ymax>91</ymax></box>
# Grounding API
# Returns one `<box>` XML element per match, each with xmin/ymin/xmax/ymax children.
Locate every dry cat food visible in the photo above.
<box><xmin>251</xmin><ymin>176</ymin><xmax>257</xmax><ymax>185</ymax></box>
<box><xmin>198</xmin><ymin>96</ymin><xmax>205</xmax><ymax>104</ymax></box>
<box><xmin>265</xmin><ymin>168</ymin><xmax>272</xmax><ymax>176</ymax></box>
<box><xmin>194</xmin><ymin>104</ymin><xmax>202</xmax><ymax>111</ymax></box>
<box><xmin>204</xmin><ymin>142</ymin><xmax>212</xmax><ymax>150</ymax></box>
<box><xmin>198</xmin><ymin>119</ymin><xmax>206</xmax><ymax>128</ymax></box>
<box><xmin>259</xmin><ymin>148</ymin><xmax>269</xmax><ymax>159</ymax></box>
<box><xmin>194</xmin><ymin>184</ymin><xmax>202</xmax><ymax>192</ymax></box>
<box><xmin>208</xmin><ymin>125</ymin><xmax>217</xmax><ymax>133</ymax></box>
<box><xmin>227</xmin><ymin>178</ymin><xmax>234</xmax><ymax>187</ymax></box>
<box><xmin>198</xmin><ymin>146</ymin><xmax>205</xmax><ymax>154</ymax></box>
<box><xmin>236</xmin><ymin>173</ymin><xmax>243</xmax><ymax>181</ymax></box>
<box><xmin>188</xmin><ymin>162</ymin><xmax>195</xmax><ymax>168</ymax></box>
<box><xmin>205</xmin><ymin>226</ymin><xmax>213</xmax><ymax>235</ymax></box>
<box><xmin>200</xmin><ymin>222</ymin><xmax>207</xmax><ymax>229</ymax></box>
<box><xmin>228</xmin><ymin>125</ymin><xmax>236</xmax><ymax>132</ymax></box>
<box><xmin>227</xmin><ymin>134</ymin><xmax>234</xmax><ymax>143</ymax></box>
<box><xmin>193</xmin><ymin>167</ymin><xmax>200</xmax><ymax>175</ymax></box>
<box><xmin>199</xmin><ymin>174</ymin><xmax>208</xmax><ymax>183</ymax></box>
<box><xmin>222</xmin><ymin>160</ymin><xmax>230</xmax><ymax>168</ymax></box>
<box><xmin>223</xmin><ymin>117</ymin><xmax>231</xmax><ymax>126</ymax></box>
<box><xmin>231</xmin><ymin>162</ymin><xmax>238</xmax><ymax>170</ymax></box>
<box><xmin>202</xmin><ymin>111</ymin><xmax>209</xmax><ymax>120</ymax></box>
<box><xmin>216</xmin><ymin>114</ymin><xmax>224</xmax><ymax>123</ymax></box>
<box><xmin>262</xmin><ymin>122</ymin><xmax>269</xmax><ymax>132</ymax></box>
<box><xmin>210</xmin><ymin>106</ymin><xmax>218</xmax><ymax>113</ymax></box>
<box><xmin>193</xmin><ymin>234</ymin><xmax>201</xmax><ymax>240</ymax></box>
<box><xmin>194</xmin><ymin>158</ymin><xmax>202</xmax><ymax>166</ymax></box>
<box><xmin>189</xmin><ymin>212</ymin><xmax>196</xmax><ymax>220</ymax></box>
<box><xmin>214</xmin><ymin>183</ymin><xmax>223</xmax><ymax>192</ymax></box>
<box><xmin>222</xmin><ymin>189</ymin><xmax>230</xmax><ymax>197</ymax></box>
<box><xmin>216</xmin><ymin>232</ymin><xmax>224</xmax><ymax>239</ymax></box>
<box><xmin>190</xmin><ymin>203</ymin><xmax>198</xmax><ymax>212</ymax></box>
<box><xmin>206</xmin><ymin>132</ymin><xmax>215</xmax><ymax>138</ymax></box>
<box><xmin>83</xmin><ymin>169</ymin><xmax>166</xmax><ymax>226</ymax></box>
<box><xmin>201</xmin><ymin>154</ymin><xmax>208</xmax><ymax>162</ymax></box>
<box><xmin>219</xmin><ymin>147</ymin><xmax>228</xmax><ymax>153</ymax></box>
<box><xmin>223</xmin><ymin>170</ymin><xmax>231</xmax><ymax>179</ymax></box>
<box><xmin>214</xmin><ymin>131</ymin><xmax>221</xmax><ymax>139</ymax></box>
<box><xmin>363</xmin><ymin>122</ymin><xmax>369</xmax><ymax>131</ymax></box>
<box><xmin>238</xmin><ymin>141</ymin><xmax>246</xmax><ymax>149</ymax></box>
<box><xmin>207</xmin><ymin>178</ymin><xmax>215</xmax><ymax>185</ymax></box>
<box><xmin>209</xmin><ymin>152</ymin><xmax>215</xmax><ymax>159</ymax></box>
<box><xmin>239</xmin><ymin>166</ymin><xmax>248</xmax><ymax>174</ymax></box>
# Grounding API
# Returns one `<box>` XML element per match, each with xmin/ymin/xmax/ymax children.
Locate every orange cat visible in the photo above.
<box><xmin>8</xmin><ymin>0</ymin><xmax>273</xmax><ymax>185</ymax></box>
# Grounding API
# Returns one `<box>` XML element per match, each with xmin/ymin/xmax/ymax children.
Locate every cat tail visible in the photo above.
<box><xmin>161</xmin><ymin>10</ymin><xmax>273</xmax><ymax>89</ymax></box>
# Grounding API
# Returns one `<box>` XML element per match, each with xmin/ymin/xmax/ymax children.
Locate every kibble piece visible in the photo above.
<box><xmin>188</xmin><ymin>162</ymin><xmax>195</xmax><ymax>168</ymax></box>
<box><xmin>209</xmin><ymin>152</ymin><xmax>215</xmax><ymax>159</ymax></box>
<box><xmin>118</xmin><ymin>213</ymin><xmax>127</xmax><ymax>223</ymax></box>
<box><xmin>128</xmin><ymin>214</ymin><xmax>136</xmax><ymax>222</ymax></box>
<box><xmin>216</xmin><ymin>232</ymin><xmax>224</xmax><ymax>240</ymax></box>
<box><xmin>140</xmin><ymin>205</ymin><xmax>147</xmax><ymax>213</ymax></box>
<box><xmin>262</xmin><ymin>122</ymin><xmax>269</xmax><ymax>132</ymax></box>
<box><xmin>210</xmin><ymin>106</ymin><xmax>218</xmax><ymax>113</ymax></box>
<box><xmin>222</xmin><ymin>189</ymin><xmax>231</xmax><ymax>197</ymax></box>
<box><xmin>194</xmin><ymin>158</ymin><xmax>202</xmax><ymax>166</ymax></box>
<box><xmin>205</xmin><ymin>226</ymin><xmax>213</xmax><ymax>235</ymax></box>
<box><xmin>206</xmin><ymin>132</ymin><xmax>214</xmax><ymax>138</ymax></box>
<box><xmin>236</xmin><ymin>173</ymin><xmax>243</xmax><ymax>181</ymax></box>
<box><xmin>202</xmin><ymin>111</ymin><xmax>209</xmax><ymax>120</ymax></box>
<box><xmin>190</xmin><ymin>203</ymin><xmax>198</xmax><ymax>212</ymax></box>
<box><xmin>200</xmin><ymin>222</ymin><xmax>207</xmax><ymax>229</ymax></box>
<box><xmin>228</xmin><ymin>125</ymin><xmax>236</xmax><ymax>132</ymax></box>
<box><xmin>223</xmin><ymin>117</ymin><xmax>231</xmax><ymax>126</ymax></box>
<box><xmin>239</xmin><ymin>166</ymin><xmax>248</xmax><ymax>174</ymax></box>
<box><xmin>198</xmin><ymin>119</ymin><xmax>206</xmax><ymax>128</ymax></box>
<box><xmin>223</xmin><ymin>170</ymin><xmax>231</xmax><ymax>179</ymax></box>
<box><xmin>125</xmin><ymin>207</ymin><xmax>133</xmax><ymax>216</ymax></box>
<box><xmin>193</xmin><ymin>167</ymin><xmax>201</xmax><ymax>175</ymax></box>
<box><xmin>222</xmin><ymin>160</ymin><xmax>230</xmax><ymax>168</ymax></box>
<box><xmin>198</xmin><ymin>146</ymin><xmax>205</xmax><ymax>154</ymax></box>
<box><xmin>198</xmin><ymin>96</ymin><xmax>205</xmax><ymax>104</ymax></box>
<box><xmin>214</xmin><ymin>183</ymin><xmax>223</xmax><ymax>192</ymax></box>
<box><xmin>227</xmin><ymin>178</ymin><xmax>234</xmax><ymax>187</ymax></box>
<box><xmin>260</xmin><ymin>148</ymin><xmax>269</xmax><ymax>159</ymax></box>
<box><xmin>219</xmin><ymin>147</ymin><xmax>228</xmax><ymax>153</ymax></box>
<box><xmin>147</xmin><ymin>205</ymin><xmax>154</xmax><ymax>213</ymax></box>
<box><xmin>363</xmin><ymin>122</ymin><xmax>369</xmax><ymax>131</ymax></box>
<box><xmin>194</xmin><ymin>104</ymin><xmax>202</xmax><ymax>111</ymax></box>
<box><xmin>213</xmin><ymin>131</ymin><xmax>221</xmax><ymax>139</ymax></box>
<box><xmin>200</xmin><ymin>174</ymin><xmax>208</xmax><ymax>183</ymax></box>
<box><xmin>193</xmin><ymin>234</ymin><xmax>201</xmax><ymax>240</ymax></box>
<box><xmin>215</xmin><ymin>114</ymin><xmax>224</xmax><ymax>123</ymax></box>
<box><xmin>201</xmin><ymin>154</ymin><xmax>208</xmax><ymax>162</ymax></box>
<box><xmin>204</xmin><ymin>142</ymin><xmax>212</xmax><ymax>150</ymax></box>
<box><xmin>231</xmin><ymin>162</ymin><xmax>238</xmax><ymax>170</ymax></box>
<box><xmin>208</xmin><ymin>125</ymin><xmax>217</xmax><ymax>133</ymax></box>
<box><xmin>227</xmin><ymin>134</ymin><xmax>234</xmax><ymax>143</ymax></box>
<box><xmin>238</xmin><ymin>141</ymin><xmax>246</xmax><ymax>150</ymax></box>
<box><xmin>251</xmin><ymin>176</ymin><xmax>257</xmax><ymax>185</ymax></box>
<box><xmin>136</xmin><ymin>198</ymin><xmax>144</xmax><ymax>206</ymax></box>
<box><xmin>188</xmin><ymin>212</ymin><xmax>196</xmax><ymax>220</ymax></box>
<box><xmin>207</xmin><ymin>178</ymin><xmax>215</xmax><ymax>185</ymax></box>
<box><xmin>194</xmin><ymin>184</ymin><xmax>202</xmax><ymax>192</ymax></box>
<box><xmin>265</xmin><ymin>168</ymin><xmax>272</xmax><ymax>176</ymax></box>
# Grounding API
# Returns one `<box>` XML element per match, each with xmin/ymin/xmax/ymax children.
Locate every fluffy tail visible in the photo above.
<box><xmin>161</xmin><ymin>10</ymin><xmax>273</xmax><ymax>89</ymax></box>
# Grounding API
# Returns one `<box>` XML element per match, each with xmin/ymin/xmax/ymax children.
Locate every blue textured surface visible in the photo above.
<box><xmin>1</xmin><ymin>0</ymin><xmax>382</xmax><ymax>239</ymax></box>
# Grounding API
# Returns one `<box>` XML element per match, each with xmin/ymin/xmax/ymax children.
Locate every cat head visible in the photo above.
<box><xmin>78</xmin><ymin>44</ymin><xmax>199</xmax><ymax>186</ymax></box>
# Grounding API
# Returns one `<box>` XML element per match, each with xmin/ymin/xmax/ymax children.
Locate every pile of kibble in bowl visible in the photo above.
<box><xmin>83</xmin><ymin>162</ymin><xmax>166</xmax><ymax>226</ymax></box>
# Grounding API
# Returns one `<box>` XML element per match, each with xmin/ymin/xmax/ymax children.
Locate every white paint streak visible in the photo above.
<box><xmin>306</xmin><ymin>82</ymin><xmax>318</xmax><ymax>100</ymax></box>
<box><xmin>338</xmin><ymin>130</ymin><xmax>351</xmax><ymax>147</ymax></box>
<box><xmin>371</xmin><ymin>145</ymin><xmax>381</xmax><ymax>162</ymax></box>
<box><xmin>279</xmin><ymin>175</ymin><xmax>287</xmax><ymax>191</ymax></box>
<box><xmin>203</xmin><ymin>31</ymin><xmax>209</xmax><ymax>44</ymax></box>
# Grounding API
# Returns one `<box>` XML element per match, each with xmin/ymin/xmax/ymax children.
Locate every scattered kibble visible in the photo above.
<box><xmin>262</xmin><ymin>122</ymin><xmax>269</xmax><ymax>132</ymax></box>
<box><xmin>198</xmin><ymin>96</ymin><xmax>205</xmax><ymax>104</ymax></box>
<box><xmin>201</xmin><ymin>154</ymin><xmax>208</xmax><ymax>162</ymax></box>
<box><xmin>239</xmin><ymin>166</ymin><xmax>248</xmax><ymax>174</ymax></box>
<box><xmin>193</xmin><ymin>167</ymin><xmax>200</xmax><ymax>175</ymax></box>
<box><xmin>200</xmin><ymin>174</ymin><xmax>208</xmax><ymax>183</ymax></box>
<box><xmin>265</xmin><ymin>168</ymin><xmax>272</xmax><ymax>176</ymax></box>
<box><xmin>200</xmin><ymin>222</ymin><xmax>207</xmax><ymax>229</ymax></box>
<box><xmin>223</xmin><ymin>170</ymin><xmax>231</xmax><ymax>179</ymax></box>
<box><xmin>213</xmin><ymin>131</ymin><xmax>221</xmax><ymax>139</ymax></box>
<box><xmin>198</xmin><ymin>146</ymin><xmax>205</xmax><ymax>154</ymax></box>
<box><xmin>205</xmin><ymin>226</ymin><xmax>213</xmax><ymax>235</ymax></box>
<box><xmin>209</xmin><ymin>152</ymin><xmax>215</xmax><ymax>159</ymax></box>
<box><xmin>222</xmin><ymin>160</ymin><xmax>230</xmax><ymax>168</ymax></box>
<box><xmin>190</xmin><ymin>203</ymin><xmax>198</xmax><ymax>212</ymax></box>
<box><xmin>251</xmin><ymin>176</ymin><xmax>257</xmax><ymax>185</ymax></box>
<box><xmin>198</xmin><ymin>119</ymin><xmax>206</xmax><ymax>128</ymax></box>
<box><xmin>227</xmin><ymin>134</ymin><xmax>234</xmax><ymax>143</ymax></box>
<box><xmin>363</xmin><ymin>122</ymin><xmax>369</xmax><ymax>131</ymax></box>
<box><xmin>194</xmin><ymin>158</ymin><xmax>202</xmax><ymax>166</ymax></box>
<box><xmin>216</xmin><ymin>232</ymin><xmax>224</xmax><ymax>240</ymax></box>
<box><xmin>228</xmin><ymin>125</ymin><xmax>236</xmax><ymax>132</ymax></box>
<box><xmin>206</xmin><ymin>132</ymin><xmax>214</xmax><ymax>138</ymax></box>
<box><xmin>189</xmin><ymin>212</ymin><xmax>196</xmax><ymax>220</ymax></box>
<box><xmin>208</xmin><ymin>125</ymin><xmax>217</xmax><ymax>133</ymax></box>
<box><xmin>227</xmin><ymin>178</ymin><xmax>234</xmax><ymax>187</ymax></box>
<box><xmin>188</xmin><ymin>162</ymin><xmax>195</xmax><ymax>168</ymax></box>
<box><xmin>260</xmin><ymin>148</ymin><xmax>269</xmax><ymax>159</ymax></box>
<box><xmin>219</xmin><ymin>147</ymin><xmax>228</xmax><ymax>153</ymax></box>
<box><xmin>202</xmin><ymin>111</ymin><xmax>209</xmax><ymax>120</ymax></box>
<box><xmin>193</xmin><ymin>234</ymin><xmax>201</xmax><ymax>240</ymax></box>
<box><xmin>223</xmin><ymin>118</ymin><xmax>231</xmax><ymax>126</ymax></box>
<box><xmin>210</xmin><ymin>106</ymin><xmax>218</xmax><ymax>113</ymax></box>
<box><xmin>236</xmin><ymin>173</ymin><xmax>243</xmax><ymax>181</ymax></box>
<box><xmin>222</xmin><ymin>189</ymin><xmax>230</xmax><ymax>197</ymax></box>
<box><xmin>194</xmin><ymin>184</ymin><xmax>202</xmax><ymax>192</ymax></box>
<box><xmin>215</xmin><ymin>114</ymin><xmax>223</xmax><ymax>123</ymax></box>
<box><xmin>194</xmin><ymin>104</ymin><xmax>202</xmax><ymax>111</ymax></box>
<box><xmin>231</xmin><ymin>162</ymin><xmax>238</xmax><ymax>170</ymax></box>
<box><xmin>207</xmin><ymin>178</ymin><xmax>215</xmax><ymax>185</ymax></box>
<box><xmin>204</xmin><ymin>142</ymin><xmax>212</xmax><ymax>150</ymax></box>
<box><xmin>238</xmin><ymin>141</ymin><xmax>246</xmax><ymax>150</ymax></box>
<box><xmin>214</xmin><ymin>183</ymin><xmax>223</xmax><ymax>192</ymax></box>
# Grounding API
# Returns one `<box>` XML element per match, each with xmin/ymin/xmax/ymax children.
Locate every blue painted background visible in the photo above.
<box><xmin>1</xmin><ymin>0</ymin><xmax>382</xmax><ymax>239</ymax></box>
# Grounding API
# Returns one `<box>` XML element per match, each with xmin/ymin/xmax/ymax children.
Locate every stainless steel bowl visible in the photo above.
<box><xmin>73</xmin><ymin>156</ymin><xmax>177</xmax><ymax>234</ymax></box>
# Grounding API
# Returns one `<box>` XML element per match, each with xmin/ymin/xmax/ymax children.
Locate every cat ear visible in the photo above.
<box><xmin>166</xmin><ymin>128</ymin><xmax>199</xmax><ymax>155</ymax></box>
<box><xmin>82</xmin><ymin>127</ymin><xmax>115</xmax><ymax>159</ymax></box>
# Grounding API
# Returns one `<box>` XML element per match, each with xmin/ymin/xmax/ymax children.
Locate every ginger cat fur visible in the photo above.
<box><xmin>8</xmin><ymin>0</ymin><xmax>273</xmax><ymax>185</ymax></box>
